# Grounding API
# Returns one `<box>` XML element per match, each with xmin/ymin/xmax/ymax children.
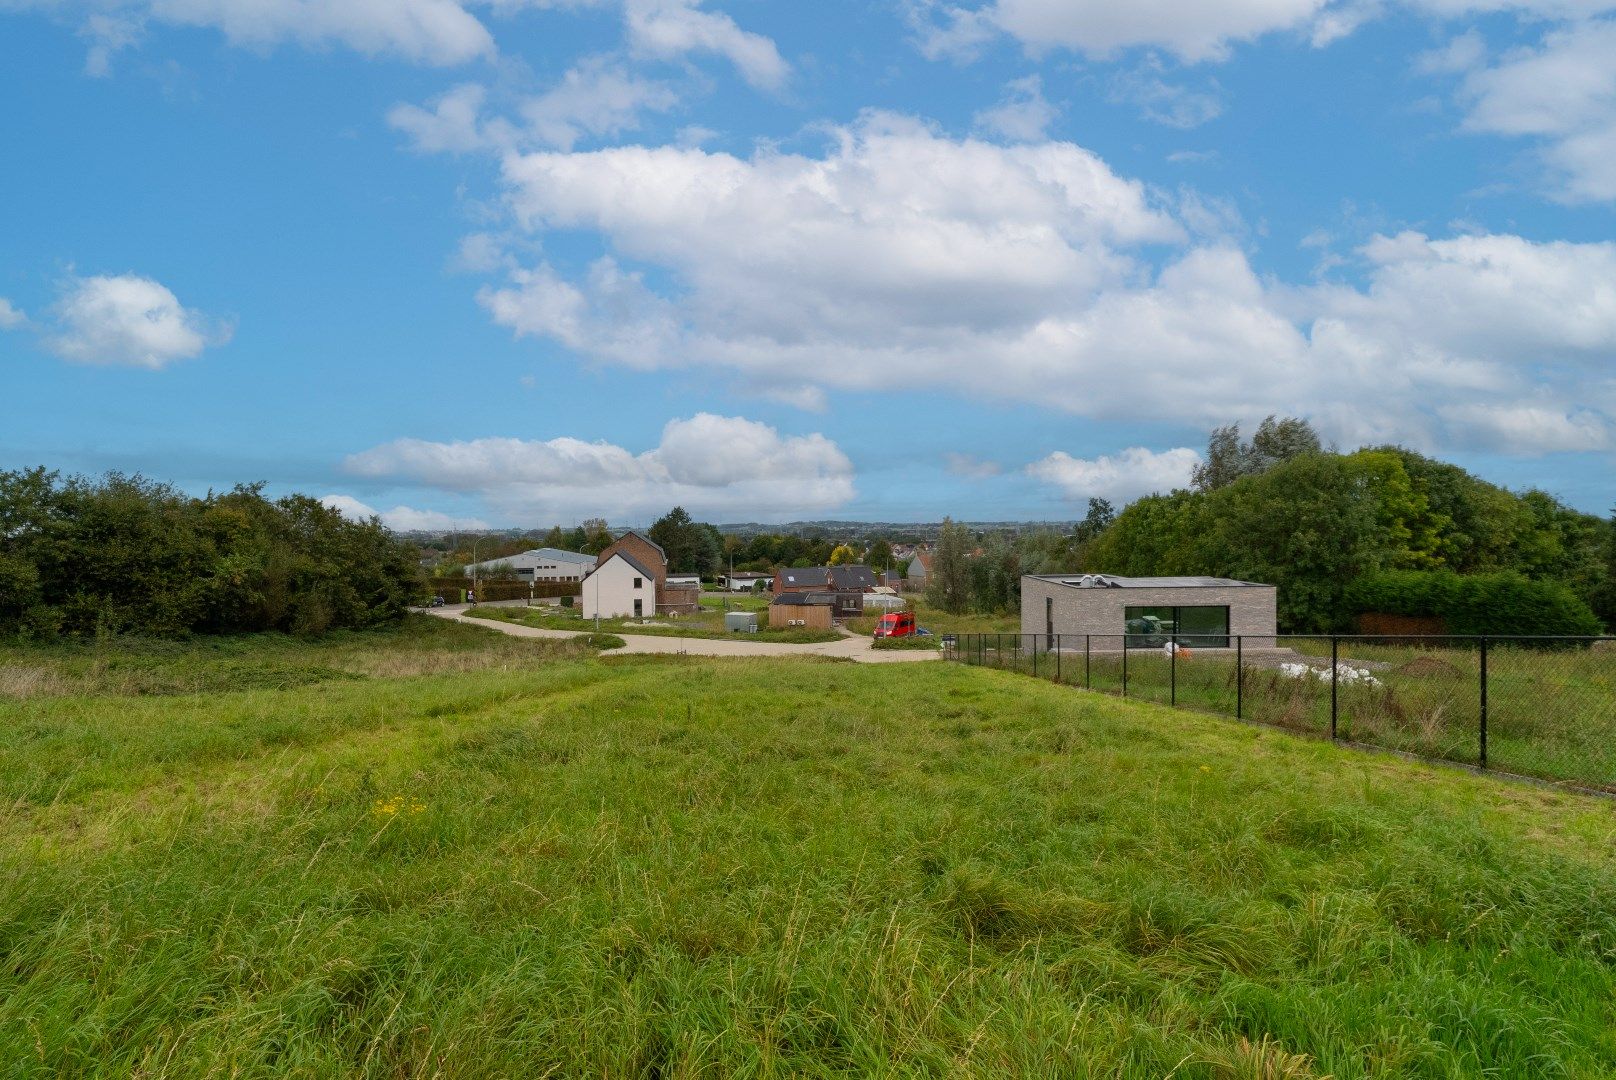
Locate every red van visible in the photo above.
<box><xmin>873</xmin><ymin>611</ymin><xmax>917</xmax><ymax>638</ymax></box>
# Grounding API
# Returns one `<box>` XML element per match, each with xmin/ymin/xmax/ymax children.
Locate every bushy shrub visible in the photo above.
<box><xmin>1344</xmin><ymin>570</ymin><xmax>1603</xmax><ymax>637</ymax></box>
<box><xmin>872</xmin><ymin>636</ymin><xmax>940</xmax><ymax>650</ymax></box>
<box><xmin>0</xmin><ymin>468</ymin><xmax>422</xmax><ymax>640</ymax></box>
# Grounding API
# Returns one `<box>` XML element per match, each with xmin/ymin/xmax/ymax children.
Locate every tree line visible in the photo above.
<box><xmin>439</xmin><ymin>508</ymin><xmax>913</xmax><ymax>579</ymax></box>
<box><xmin>922</xmin><ymin>418</ymin><xmax>1615</xmax><ymax>635</ymax></box>
<box><xmin>1</xmin><ymin>469</ymin><xmax>422</xmax><ymax>639</ymax></box>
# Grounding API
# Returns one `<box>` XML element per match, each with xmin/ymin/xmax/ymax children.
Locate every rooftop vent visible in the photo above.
<box><xmin>1064</xmin><ymin>574</ymin><xmax>1121</xmax><ymax>588</ymax></box>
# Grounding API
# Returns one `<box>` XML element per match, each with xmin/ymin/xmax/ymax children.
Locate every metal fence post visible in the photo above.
<box><xmin>1032</xmin><ymin>636</ymin><xmax>1038</xmax><ymax>678</ymax></box>
<box><xmin>1171</xmin><ymin>635</ymin><xmax>1177</xmax><ymax>708</ymax></box>
<box><xmin>1085</xmin><ymin>635</ymin><xmax>1091</xmax><ymax>689</ymax></box>
<box><xmin>1056</xmin><ymin>635</ymin><xmax>1062</xmax><ymax>684</ymax></box>
<box><xmin>1122</xmin><ymin>640</ymin><xmax>1128</xmax><ymax>698</ymax></box>
<box><xmin>1479</xmin><ymin>637</ymin><xmax>1489</xmax><ymax>769</ymax></box>
<box><xmin>1330</xmin><ymin>636</ymin><xmax>1339</xmax><ymax>740</ymax></box>
<box><xmin>1236</xmin><ymin>636</ymin><xmax>1243</xmax><ymax>720</ymax></box>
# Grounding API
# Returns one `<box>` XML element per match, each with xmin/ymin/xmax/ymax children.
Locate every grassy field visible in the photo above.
<box><xmin>847</xmin><ymin>599</ymin><xmax>1019</xmax><ymax>638</ymax></box>
<box><xmin>3</xmin><ymin>620</ymin><xmax>1616</xmax><ymax>1075</ymax></box>
<box><xmin>963</xmin><ymin>634</ymin><xmax>1616</xmax><ymax>791</ymax></box>
<box><xmin>467</xmin><ymin>597</ymin><xmax>843</xmax><ymax>644</ymax></box>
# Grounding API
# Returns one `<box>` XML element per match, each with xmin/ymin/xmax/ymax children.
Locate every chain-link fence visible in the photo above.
<box><xmin>944</xmin><ymin>633</ymin><xmax>1616</xmax><ymax>791</ymax></box>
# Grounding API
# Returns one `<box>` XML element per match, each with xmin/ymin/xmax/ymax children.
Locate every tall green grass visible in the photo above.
<box><xmin>973</xmin><ymin>635</ymin><xmax>1616</xmax><ymax>790</ymax></box>
<box><xmin>2</xmin><ymin>628</ymin><xmax>1615</xmax><ymax>1076</ymax></box>
<box><xmin>468</xmin><ymin>604</ymin><xmax>844</xmax><ymax>644</ymax></box>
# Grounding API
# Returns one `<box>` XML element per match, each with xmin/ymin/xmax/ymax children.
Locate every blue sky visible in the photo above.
<box><xmin>2</xmin><ymin>0</ymin><xmax>1613</xmax><ymax>528</ymax></box>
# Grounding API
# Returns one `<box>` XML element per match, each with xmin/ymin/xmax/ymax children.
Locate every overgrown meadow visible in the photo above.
<box><xmin>3</xmin><ymin>618</ymin><xmax>1615</xmax><ymax>1077</ymax></box>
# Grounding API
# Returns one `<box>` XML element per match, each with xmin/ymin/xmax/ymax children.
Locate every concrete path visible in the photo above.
<box><xmin>425</xmin><ymin>606</ymin><xmax>940</xmax><ymax>664</ymax></box>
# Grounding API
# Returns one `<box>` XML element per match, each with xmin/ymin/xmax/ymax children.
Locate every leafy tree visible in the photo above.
<box><xmin>1191</xmin><ymin>425</ymin><xmax>1245</xmax><ymax>493</ymax></box>
<box><xmin>828</xmin><ymin>544</ymin><xmax>859</xmax><ymax>566</ymax></box>
<box><xmin>927</xmin><ymin>517</ymin><xmax>972</xmax><ymax>615</ymax></box>
<box><xmin>1342</xmin><ymin>450</ymin><xmax>1447</xmax><ymax>569</ymax></box>
<box><xmin>541</xmin><ymin>525</ymin><xmax>566</xmax><ymax>548</ymax></box>
<box><xmin>1072</xmin><ymin>498</ymin><xmax>1115</xmax><ymax>546</ymax></box>
<box><xmin>867</xmin><ymin>538</ymin><xmax>893</xmax><ymax>571</ymax></box>
<box><xmin>1592</xmin><ymin>509</ymin><xmax>1616</xmax><ymax>631</ymax></box>
<box><xmin>648</xmin><ymin>507</ymin><xmax>720</xmax><ymax>575</ymax></box>
<box><xmin>1192</xmin><ymin>416</ymin><xmax>1322</xmax><ymax>492</ymax></box>
<box><xmin>967</xmin><ymin>532</ymin><xmax>1020</xmax><ymax>613</ymax></box>
<box><xmin>580</xmin><ymin>519</ymin><xmax>613</xmax><ymax>555</ymax></box>
<box><xmin>1249</xmin><ymin>415</ymin><xmax>1323</xmax><ymax>466</ymax></box>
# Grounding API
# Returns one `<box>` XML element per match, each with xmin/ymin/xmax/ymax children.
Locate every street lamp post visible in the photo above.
<box><xmin>470</xmin><ymin>534</ymin><xmax>492</xmax><ymax>606</ymax></box>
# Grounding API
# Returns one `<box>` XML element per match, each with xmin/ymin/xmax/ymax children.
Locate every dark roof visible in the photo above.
<box><xmin>828</xmin><ymin>565</ymin><xmax>878</xmax><ymax>590</ymax></box>
<box><xmin>779</xmin><ymin>565</ymin><xmax>878</xmax><ymax>590</ymax></box>
<box><xmin>778</xmin><ymin>567</ymin><xmax>831</xmax><ymax>588</ymax></box>
<box><xmin>770</xmin><ymin>591</ymin><xmax>837</xmax><ymax>606</ymax></box>
<box><xmin>1029</xmin><ymin>574</ymin><xmax>1271</xmax><ymax>589</ymax></box>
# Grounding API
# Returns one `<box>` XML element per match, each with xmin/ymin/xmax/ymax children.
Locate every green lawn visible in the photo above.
<box><xmin>466</xmin><ymin>600</ymin><xmax>842</xmax><ymax>644</ymax></box>
<box><xmin>847</xmin><ymin>599</ymin><xmax>1019</xmax><ymax>638</ymax></box>
<box><xmin>3</xmin><ymin>619</ymin><xmax>1616</xmax><ymax>1076</ymax></box>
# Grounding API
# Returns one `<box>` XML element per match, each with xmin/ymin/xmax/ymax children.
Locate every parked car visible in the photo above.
<box><xmin>426</xmin><ymin>596</ymin><xmax>445</xmax><ymax>608</ymax></box>
<box><xmin>873</xmin><ymin>611</ymin><xmax>918</xmax><ymax>638</ymax></box>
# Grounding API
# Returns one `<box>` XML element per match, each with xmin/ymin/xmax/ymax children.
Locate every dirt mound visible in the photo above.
<box><xmin>1395</xmin><ymin>656</ymin><xmax>1465</xmax><ymax>678</ymax></box>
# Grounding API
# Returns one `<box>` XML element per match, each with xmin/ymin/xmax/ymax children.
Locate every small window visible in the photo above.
<box><xmin>633</xmin><ymin>599</ymin><xmax>644</xmax><ymax>617</ymax></box>
<box><xmin>633</xmin><ymin>576</ymin><xmax>643</xmax><ymax>589</ymax></box>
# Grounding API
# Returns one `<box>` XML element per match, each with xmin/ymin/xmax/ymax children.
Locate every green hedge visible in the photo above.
<box><xmin>872</xmin><ymin>636</ymin><xmax>940</xmax><ymax>651</ymax></box>
<box><xmin>1343</xmin><ymin>570</ymin><xmax>1603</xmax><ymax>637</ymax></box>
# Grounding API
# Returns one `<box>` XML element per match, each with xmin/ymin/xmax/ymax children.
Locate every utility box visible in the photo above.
<box><xmin>725</xmin><ymin>611</ymin><xmax>759</xmax><ymax>634</ymax></box>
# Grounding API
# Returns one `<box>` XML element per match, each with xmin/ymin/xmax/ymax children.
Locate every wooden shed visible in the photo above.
<box><xmin>769</xmin><ymin>591</ymin><xmax>836</xmax><ymax>630</ymax></box>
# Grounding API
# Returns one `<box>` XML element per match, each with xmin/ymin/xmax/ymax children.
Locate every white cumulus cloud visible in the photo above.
<box><xmin>0</xmin><ymin>298</ymin><xmax>26</xmax><ymax>330</ymax></box>
<box><xmin>1027</xmin><ymin>446</ymin><xmax>1202</xmax><ymax>502</ymax></box>
<box><xmin>623</xmin><ymin>0</ymin><xmax>788</xmax><ymax>90</ymax></box>
<box><xmin>46</xmin><ymin>274</ymin><xmax>230</xmax><ymax>369</ymax></box>
<box><xmin>468</xmin><ymin>113</ymin><xmax>1616</xmax><ymax>456</ymax></box>
<box><xmin>912</xmin><ymin>0</ymin><xmax>1616</xmax><ymax>65</ymax></box>
<box><xmin>390</xmin><ymin>60</ymin><xmax>679</xmax><ymax>155</ymax></box>
<box><xmin>973</xmin><ymin>74</ymin><xmax>1059</xmax><ymax>141</ymax></box>
<box><xmin>344</xmin><ymin>413</ymin><xmax>855</xmax><ymax>521</ymax></box>
<box><xmin>16</xmin><ymin>0</ymin><xmax>497</xmax><ymax>69</ymax></box>
<box><xmin>1446</xmin><ymin>19</ymin><xmax>1616</xmax><ymax>202</ymax></box>
<box><xmin>321</xmin><ymin>495</ymin><xmax>491</xmax><ymax>532</ymax></box>
<box><xmin>916</xmin><ymin>0</ymin><xmax>1333</xmax><ymax>63</ymax></box>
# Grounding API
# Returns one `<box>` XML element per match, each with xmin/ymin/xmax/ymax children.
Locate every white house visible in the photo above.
<box><xmin>580</xmin><ymin>551</ymin><xmax>659</xmax><ymax>620</ymax></box>
<box><xmin>722</xmin><ymin>572</ymin><xmax>773</xmax><ymax>591</ymax></box>
<box><xmin>465</xmin><ymin>547</ymin><xmax>595</xmax><ymax>582</ymax></box>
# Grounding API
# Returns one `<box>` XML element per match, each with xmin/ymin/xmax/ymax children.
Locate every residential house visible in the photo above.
<box><xmin>580</xmin><ymin>550</ymin><xmax>660</xmax><ymax>620</ymax></box>
<box><xmin>1020</xmin><ymin>574</ymin><xmax>1277</xmax><ymax>650</ymax></box>
<box><xmin>903</xmin><ymin>551</ymin><xmax>933</xmax><ymax>592</ymax></box>
<box><xmin>581</xmin><ymin>531</ymin><xmax>700</xmax><ymax>618</ymax></box>
<box><xmin>721</xmin><ymin>572</ymin><xmax>774</xmax><ymax>591</ymax></box>
<box><xmin>773</xmin><ymin>564</ymin><xmax>877</xmax><ymax>621</ymax></box>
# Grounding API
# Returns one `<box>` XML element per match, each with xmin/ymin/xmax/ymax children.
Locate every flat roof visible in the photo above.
<box><xmin>1028</xmin><ymin>574</ymin><xmax>1271</xmax><ymax>589</ymax></box>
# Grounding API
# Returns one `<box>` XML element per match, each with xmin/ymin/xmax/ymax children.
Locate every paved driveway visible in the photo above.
<box><xmin>425</xmin><ymin>606</ymin><xmax>939</xmax><ymax>664</ymax></box>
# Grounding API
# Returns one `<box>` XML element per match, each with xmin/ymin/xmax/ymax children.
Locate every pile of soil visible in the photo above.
<box><xmin>1394</xmin><ymin>656</ymin><xmax>1465</xmax><ymax>678</ymax></box>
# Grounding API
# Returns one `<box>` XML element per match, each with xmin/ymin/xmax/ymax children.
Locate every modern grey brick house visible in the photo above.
<box><xmin>1020</xmin><ymin>574</ymin><xmax>1277</xmax><ymax>650</ymax></box>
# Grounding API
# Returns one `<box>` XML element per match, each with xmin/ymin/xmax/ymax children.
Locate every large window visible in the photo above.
<box><xmin>1124</xmin><ymin>605</ymin><xmax>1229</xmax><ymax>648</ymax></box>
